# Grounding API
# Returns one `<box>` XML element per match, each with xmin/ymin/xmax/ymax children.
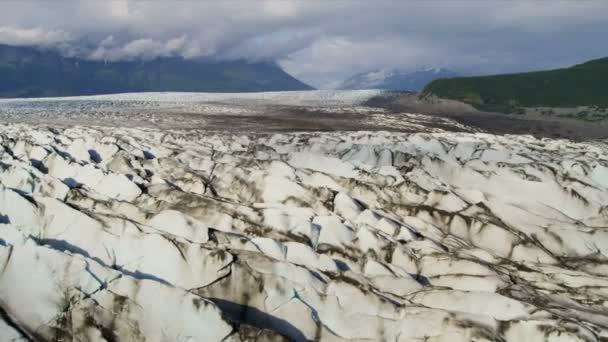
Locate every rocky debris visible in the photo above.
<box><xmin>0</xmin><ymin>92</ymin><xmax>475</xmax><ymax>134</ymax></box>
<box><xmin>1</xmin><ymin>123</ymin><xmax>608</xmax><ymax>340</ymax></box>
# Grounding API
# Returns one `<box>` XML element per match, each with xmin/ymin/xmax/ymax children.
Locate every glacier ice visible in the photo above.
<box><xmin>0</xmin><ymin>122</ymin><xmax>607</xmax><ymax>341</ymax></box>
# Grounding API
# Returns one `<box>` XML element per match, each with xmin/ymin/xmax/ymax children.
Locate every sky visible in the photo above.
<box><xmin>1</xmin><ymin>0</ymin><xmax>607</xmax><ymax>88</ymax></box>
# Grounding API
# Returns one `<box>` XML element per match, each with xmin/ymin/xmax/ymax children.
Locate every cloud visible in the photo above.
<box><xmin>279</xmin><ymin>35</ymin><xmax>445</xmax><ymax>87</ymax></box>
<box><xmin>88</xmin><ymin>35</ymin><xmax>203</xmax><ymax>61</ymax></box>
<box><xmin>0</xmin><ymin>1</ymin><xmax>607</xmax><ymax>87</ymax></box>
<box><xmin>0</xmin><ymin>26</ymin><xmax>72</xmax><ymax>46</ymax></box>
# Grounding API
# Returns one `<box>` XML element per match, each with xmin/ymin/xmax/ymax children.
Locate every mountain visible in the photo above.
<box><xmin>0</xmin><ymin>44</ymin><xmax>313</xmax><ymax>98</ymax></box>
<box><xmin>338</xmin><ymin>67</ymin><xmax>460</xmax><ymax>91</ymax></box>
<box><xmin>423</xmin><ymin>57</ymin><xmax>608</xmax><ymax>110</ymax></box>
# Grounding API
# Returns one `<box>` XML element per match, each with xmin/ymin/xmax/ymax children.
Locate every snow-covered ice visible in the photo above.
<box><xmin>0</xmin><ymin>90</ymin><xmax>386</xmax><ymax>106</ymax></box>
<box><xmin>0</xmin><ymin>92</ymin><xmax>608</xmax><ymax>340</ymax></box>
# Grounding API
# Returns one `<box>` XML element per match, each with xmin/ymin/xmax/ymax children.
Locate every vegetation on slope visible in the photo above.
<box><xmin>423</xmin><ymin>57</ymin><xmax>608</xmax><ymax>110</ymax></box>
<box><xmin>0</xmin><ymin>44</ymin><xmax>313</xmax><ymax>98</ymax></box>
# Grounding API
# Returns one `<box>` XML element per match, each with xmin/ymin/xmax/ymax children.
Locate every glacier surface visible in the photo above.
<box><xmin>0</xmin><ymin>120</ymin><xmax>607</xmax><ymax>341</ymax></box>
<box><xmin>0</xmin><ymin>91</ymin><xmax>607</xmax><ymax>341</ymax></box>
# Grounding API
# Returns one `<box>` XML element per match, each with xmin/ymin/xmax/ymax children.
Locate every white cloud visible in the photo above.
<box><xmin>0</xmin><ymin>26</ymin><xmax>72</xmax><ymax>46</ymax></box>
<box><xmin>88</xmin><ymin>36</ymin><xmax>204</xmax><ymax>61</ymax></box>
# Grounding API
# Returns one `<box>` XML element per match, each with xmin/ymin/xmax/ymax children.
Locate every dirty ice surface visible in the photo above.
<box><xmin>0</xmin><ymin>92</ymin><xmax>608</xmax><ymax>341</ymax></box>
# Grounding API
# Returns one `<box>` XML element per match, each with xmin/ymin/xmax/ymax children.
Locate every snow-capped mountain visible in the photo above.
<box><xmin>338</xmin><ymin>67</ymin><xmax>460</xmax><ymax>91</ymax></box>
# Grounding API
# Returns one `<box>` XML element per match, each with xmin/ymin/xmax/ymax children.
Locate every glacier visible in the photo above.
<box><xmin>0</xmin><ymin>92</ymin><xmax>607</xmax><ymax>341</ymax></box>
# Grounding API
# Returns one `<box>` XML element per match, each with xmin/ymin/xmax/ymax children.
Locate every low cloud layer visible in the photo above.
<box><xmin>1</xmin><ymin>1</ymin><xmax>607</xmax><ymax>87</ymax></box>
<box><xmin>0</xmin><ymin>26</ymin><xmax>73</xmax><ymax>47</ymax></box>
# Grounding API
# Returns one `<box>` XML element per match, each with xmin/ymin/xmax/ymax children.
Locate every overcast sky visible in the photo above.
<box><xmin>1</xmin><ymin>1</ymin><xmax>607</xmax><ymax>88</ymax></box>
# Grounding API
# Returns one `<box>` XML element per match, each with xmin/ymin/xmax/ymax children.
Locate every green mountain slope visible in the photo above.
<box><xmin>0</xmin><ymin>44</ymin><xmax>313</xmax><ymax>98</ymax></box>
<box><xmin>423</xmin><ymin>57</ymin><xmax>608</xmax><ymax>109</ymax></box>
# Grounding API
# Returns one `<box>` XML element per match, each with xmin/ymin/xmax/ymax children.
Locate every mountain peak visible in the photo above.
<box><xmin>338</xmin><ymin>67</ymin><xmax>459</xmax><ymax>91</ymax></box>
<box><xmin>423</xmin><ymin>67</ymin><xmax>447</xmax><ymax>74</ymax></box>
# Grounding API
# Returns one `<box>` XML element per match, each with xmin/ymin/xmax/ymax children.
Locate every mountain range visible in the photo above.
<box><xmin>337</xmin><ymin>67</ymin><xmax>460</xmax><ymax>91</ymax></box>
<box><xmin>0</xmin><ymin>44</ymin><xmax>313</xmax><ymax>98</ymax></box>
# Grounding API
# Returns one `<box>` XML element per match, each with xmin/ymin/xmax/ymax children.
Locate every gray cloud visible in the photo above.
<box><xmin>0</xmin><ymin>1</ymin><xmax>607</xmax><ymax>87</ymax></box>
